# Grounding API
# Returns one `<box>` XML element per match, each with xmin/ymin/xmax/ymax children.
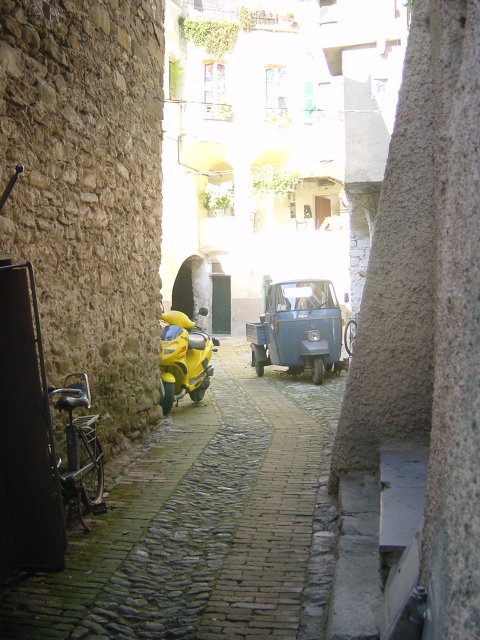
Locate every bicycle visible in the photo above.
<box><xmin>0</xmin><ymin>166</ymin><xmax>106</xmax><ymax>538</ymax></box>
<box><xmin>344</xmin><ymin>316</ymin><xmax>358</xmax><ymax>357</ymax></box>
<box><xmin>48</xmin><ymin>372</ymin><xmax>106</xmax><ymax>532</ymax></box>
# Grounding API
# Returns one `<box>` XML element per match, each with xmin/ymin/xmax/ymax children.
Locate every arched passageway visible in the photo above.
<box><xmin>171</xmin><ymin>259</ymin><xmax>194</xmax><ymax>318</ymax></box>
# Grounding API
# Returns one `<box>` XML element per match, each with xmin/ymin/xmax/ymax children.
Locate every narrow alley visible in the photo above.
<box><xmin>0</xmin><ymin>336</ymin><xmax>346</xmax><ymax>640</ymax></box>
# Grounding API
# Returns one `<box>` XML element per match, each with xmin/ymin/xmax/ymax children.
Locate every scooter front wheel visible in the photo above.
<box><xmin>160</xmin><ymin>381</ymin><xmax>175</xmax><ymax>415</ymax></box>
<box><xmin>189</xmin><ymin>388</ymin><xmax>206</xmax><ymax>403</ymax></box>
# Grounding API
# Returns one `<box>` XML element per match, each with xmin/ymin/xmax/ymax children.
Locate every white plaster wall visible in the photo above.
<box><xmin>344</xmin><ymin>43</ymin><xmax>405</xmax><ymax>184</ymax></box>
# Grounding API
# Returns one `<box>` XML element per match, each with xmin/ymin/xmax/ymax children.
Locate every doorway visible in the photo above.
<box><xmin>212</xmin><ymin>275</ymin><xmax>231</xmax><ymax>334</ymax></box>
<box><xmin>315</xmin><ymin>196</ymin><xmax>331</xmax><ymax>230</ymax></box>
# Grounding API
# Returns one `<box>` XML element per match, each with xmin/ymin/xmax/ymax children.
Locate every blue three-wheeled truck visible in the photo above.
<box><xmin>246</xmin><ymin>278</ymin><xmax>343</xmax><ymax>385</ymax></box>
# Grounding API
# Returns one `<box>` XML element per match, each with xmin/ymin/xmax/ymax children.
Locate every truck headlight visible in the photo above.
<box><xmin>308</xmin><ymin>330</ymin><xmax>322</xmax><ymax>342</ymax></box>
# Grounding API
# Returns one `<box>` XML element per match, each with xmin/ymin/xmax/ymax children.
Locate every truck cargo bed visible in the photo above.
<box><xmin>246</xmin><ymin>321</ymin><xmax>268</xmax><ymax>345</ymax></box>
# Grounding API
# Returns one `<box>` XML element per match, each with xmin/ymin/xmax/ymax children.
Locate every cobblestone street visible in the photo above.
<box><xmin>0</xmin><ymin>336</ymin><xmax>346</xmax><ymax>640</ymax></box>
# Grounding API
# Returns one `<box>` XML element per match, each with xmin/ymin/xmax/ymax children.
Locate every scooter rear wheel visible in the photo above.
<box><xmin>189</xmin><ymin>388</ymin><xmax>206</xmax><ymax>403</ymax></box>
<box><xmin>160</xmin><ymin>382</ymin><xmax>175</xmax><ymax>415</ymax></box>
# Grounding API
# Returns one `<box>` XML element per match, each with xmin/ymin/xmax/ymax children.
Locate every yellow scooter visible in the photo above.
<box><xmin>159</xmin><ymin>307</ymin><xmax>220</xmax><ymax>415</ymax></box>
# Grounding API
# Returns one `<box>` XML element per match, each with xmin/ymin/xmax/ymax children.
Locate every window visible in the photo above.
<box><xmin>265</xmin><ymin>66</ymin><xmax>287</xmax><ymax>110</ymax></box>
<box><xmin>278</xmin><ymin>281</ymin><xmax>338</xmax><ymax>311</ymax></box>
<box><xmin>204</xmin><ymin>61</ymin><xmax>225</xmax><ymax>104</ymax></box>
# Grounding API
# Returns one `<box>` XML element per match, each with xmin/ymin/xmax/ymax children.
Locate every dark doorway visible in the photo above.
<box><xmin>0</xmin><ymin>262</ymin><xmax>66</xmax><ymax>580</ymax></box>
<box><xmin>315</xmin><ymin>196</ymin><xmax>331</xmax><ymax>230</ymax></box>
<box><xmin>171</xmin><ymin>260</ymin><xmax>194</xmax><ymax>318</ymax></box>
<box><xmin>212</xmin><ymin>276</ymin><xmax>231</xmax><ymax>334</ymax></box>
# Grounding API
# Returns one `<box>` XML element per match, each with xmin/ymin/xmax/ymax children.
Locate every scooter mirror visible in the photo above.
<box><xmin>198</xmin><ymin>307</ymin><xmax>209</xmax><ymax>317</ymax></box>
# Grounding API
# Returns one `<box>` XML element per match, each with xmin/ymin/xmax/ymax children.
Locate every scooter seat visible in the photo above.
<box><xmin>188</xmin><ymin>333</ymin><xmax>206</xmax><ymax>350</ymax></box>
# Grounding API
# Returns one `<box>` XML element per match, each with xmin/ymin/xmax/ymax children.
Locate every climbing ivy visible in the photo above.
<box><xmin>169</xmin><ymin>58</ymin><xmax>183</xmax><ymax>99</ymax></box>
<box><xmin>179</xmin><ymin>17</ymin><xmax>240</xmax><ymax>57</ymax></box>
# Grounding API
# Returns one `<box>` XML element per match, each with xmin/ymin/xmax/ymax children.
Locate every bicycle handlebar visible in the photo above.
<box><xmin>49</xmin><ymin>387</ymin><xmax>83</xmax><ymax>398</ymax></box>
<box><xmin>0</xmin><ymin>164</ymin><xmax>24</xmax><ymax>212</ymax></box>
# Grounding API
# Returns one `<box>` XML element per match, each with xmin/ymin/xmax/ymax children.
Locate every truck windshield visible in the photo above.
<box><xmin>277</xmin><ymin>281</ymin><xmax>338</xmax><ymax>311</ymax></box>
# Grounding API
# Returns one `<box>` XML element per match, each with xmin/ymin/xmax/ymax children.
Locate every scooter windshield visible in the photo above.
<box><xmin>162</xmin><ymin>324</ymin><xmax>184</xmax><ymax>340</ymax></box>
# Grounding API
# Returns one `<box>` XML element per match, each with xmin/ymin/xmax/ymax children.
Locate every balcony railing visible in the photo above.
<box><xmin>181</xmin><ymin>0</ymin><xmax>298</xmax><ymax>27</ymax></box>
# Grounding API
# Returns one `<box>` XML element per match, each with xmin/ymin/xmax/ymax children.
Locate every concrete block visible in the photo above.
<box><xmin>327</xmin><ymin>473</ymin><xmax>381</xmax><ymax>640</ymax></box>
<box><xmin>339</xmin><ymin>473</ymin><xmax>379</xmax><ymax>515</ymax></box>
<box><xmin>327</xmin><ymin>555</ymin><xmax>382</xmax><ymax>640</ymax></box>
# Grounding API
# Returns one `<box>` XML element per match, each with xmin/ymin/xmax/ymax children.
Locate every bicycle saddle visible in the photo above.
<box><xmin>56</xmin><ymin>383</ymin><xmax>91</xmax><ymax>411</ymax></box>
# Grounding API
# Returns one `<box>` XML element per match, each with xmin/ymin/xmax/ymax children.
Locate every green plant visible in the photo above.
<box><xmin>264</xmin><ymin>109</ymin><xmax>292</xmax><ymax>128</ymax></box>
<box><xmin>180</xmin><ymin>17</ymin><xmax>240</xmax><ymax>57</ymax></box>
<box><xmin>251</xmin><ymin>166</ymin><xmax>300</xmax><ymax>197</ymax></box>
<box><xmin>219</xmin><ymin>103</ymin><xmax>233</xmax><ymax>120</ymax></box>
<box><xmin>238</xmin><ymin>7</ymin><xmax>256</xmax><ymax>31</ymax></box>
<box><xmin>169</xmin><ymin>58</ymin><xmax>183</xmax><ymax>99</ymax></box>
<box><xmin>200</xmin><ymin>181</ymin><xmax>235</xmax><ymax>210</ymax></box>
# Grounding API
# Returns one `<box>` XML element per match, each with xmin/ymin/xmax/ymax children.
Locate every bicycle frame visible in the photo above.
<box><xmin>49</xmin><ymin>371</ymin><xmax>105</xmax><ymax>530</ymax></box>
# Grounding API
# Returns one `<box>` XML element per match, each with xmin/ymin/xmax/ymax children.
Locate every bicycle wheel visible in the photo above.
<box><xmin>78</xmin><ymin>427</ymin><xmax>104</xmax><ymax>505</ymax></box>
<box><xmin>344</xmin><ymin>319</ymin><xmax>357</xmax><ymax>357</ymax></box>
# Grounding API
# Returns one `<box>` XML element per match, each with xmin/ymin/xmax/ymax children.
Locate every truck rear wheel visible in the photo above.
<box><xmin>252</xmin><ymin>352</ymin><xmax>265</xmax><ymax>377</ymax></box>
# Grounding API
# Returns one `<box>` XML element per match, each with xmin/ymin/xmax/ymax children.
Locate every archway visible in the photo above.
<box><xmin>171</xmin><ymin>256</ymin><xmax>213</xmax><ymax>328</ymax></box>
<box><xmin>171</xmin><ymin>260</ymin><xmax>194</xmax><ymax>318</ymax></box>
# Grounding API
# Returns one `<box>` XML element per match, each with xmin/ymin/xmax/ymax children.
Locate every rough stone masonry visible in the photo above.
<box><xmin>0</xmin><ymin>0</ymin><xmax>166</xmax><ymax>458</ymax></box>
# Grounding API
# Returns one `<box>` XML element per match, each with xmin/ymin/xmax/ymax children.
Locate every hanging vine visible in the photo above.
<box><xmin>251</xmin><ymin>166</ymin><xmax>300</xmax><ymax>198</ymax></box>
<box><xmin>179</xmin><ymin>17</ymin><xmax>240</xmax><ymax>57</ymax></box>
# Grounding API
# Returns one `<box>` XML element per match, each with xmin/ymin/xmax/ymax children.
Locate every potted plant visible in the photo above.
<box><xmin>200</xmin><ymin>181</ymin><xmax>235</xmax><ymax>215</ymax></box>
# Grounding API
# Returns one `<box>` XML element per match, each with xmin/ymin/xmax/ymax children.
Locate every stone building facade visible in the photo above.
<box><xmin>330</xmin><ymin>0</ymin><xmax>480</xmax><ymax>637</ymax></box>
<box><xmin>0</xmin><ymin>0</ymin><xmax>165</xmax><ymax>457</ymax></box>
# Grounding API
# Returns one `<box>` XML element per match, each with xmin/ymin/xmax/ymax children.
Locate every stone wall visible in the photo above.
<box><xmin>422</xmin><ymin>2</ymin><xmax>480</xmax><ymax>637</ymax></box>
<box><xmin>330</xmin><ymin>0</ymin><xmax>480</xmax><ymax>636</ymax></box>
<box><xmin>0</xmin><ymin>0</ymin><xmax>165</xmax><ymax>458</ymax></box>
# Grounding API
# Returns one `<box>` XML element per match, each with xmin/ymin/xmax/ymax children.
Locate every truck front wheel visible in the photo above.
<box><xmin>312</xmin><ymin>357</ymin><xmax>325</xmax><ymax>385</ymax></box>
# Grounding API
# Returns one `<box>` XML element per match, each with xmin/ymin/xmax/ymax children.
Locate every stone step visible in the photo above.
<box><xmin>379</xmin><ymin>444</ymin><xmax>428</xmax><ymax>563</ymax></box>
<box><xmin>326</xmin><ymin>472</ymin><xmax>382</xmax><ymax>640</ymax></box>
